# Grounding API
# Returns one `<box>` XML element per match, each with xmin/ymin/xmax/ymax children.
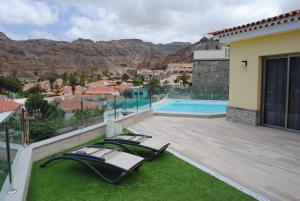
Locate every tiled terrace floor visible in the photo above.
<box><xmin>130</xmin><ymin>116</ymin><xmax>300</xmax><ymax>201</ymax></box>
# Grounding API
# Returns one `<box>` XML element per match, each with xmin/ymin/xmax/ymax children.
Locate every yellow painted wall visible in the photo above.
<box><xmin>229</xmin><ymin>29</ymin><xmax>300</xmax><ymax>110</ymax></box>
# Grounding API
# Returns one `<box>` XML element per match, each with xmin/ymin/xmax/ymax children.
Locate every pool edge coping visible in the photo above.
<box><xmin>154</xmin><ymin>111</ymin><xmax>226</xmax><ymax>118</ymax></box>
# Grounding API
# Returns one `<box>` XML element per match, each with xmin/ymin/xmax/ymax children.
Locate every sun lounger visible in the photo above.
<box><xmin>40</xmin><ymin>145</ymin><xmax>144</xmax><ymax>184</ymax></box>
<box><xmin>102</xmin><ymin>131</ymin><xmax>170</xmax><ymax>161</ymax></box>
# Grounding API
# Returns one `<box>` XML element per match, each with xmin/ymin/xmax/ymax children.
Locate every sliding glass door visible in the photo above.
<box><xmin>263</xmin><ymin>55</ymin><xmax>300</xmax><ymax>132</ymax></box>
<box><xmin>263</xmin><ymin>58</ymin><xmax>288</xmax><ymax>127</ymax></box>
<box><xmin>287</xmin><ymin>57</ymin><xmax>300</xmax><ymax>131</ymax></box>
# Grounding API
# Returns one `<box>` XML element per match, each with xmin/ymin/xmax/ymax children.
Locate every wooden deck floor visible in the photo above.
<box><xmin>130</xmin><ymin>116</ymin><xmax>300</xmax><ymax>201</ymax></box>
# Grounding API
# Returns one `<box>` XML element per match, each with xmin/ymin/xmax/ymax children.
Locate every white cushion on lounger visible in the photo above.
<box><xmin>140</xmin><ymin>139</ymin><xmax>168</xmax><ymax>151</ymax></box>
<box><xmin>106</xmin><ymin>152</ymin><xmax>143</xmax><ymax>171</ymax></box>
<box><xmin>74</xmin><ymin>147</ymin><xmax>101</xmax><ymax>154</ymax></box>
<box><xmin>91</xmin><ymin>149</ymin><xmax>115</xmax><ymax>158</ymax></box>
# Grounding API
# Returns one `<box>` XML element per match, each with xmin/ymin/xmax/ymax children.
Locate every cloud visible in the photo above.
<box><xmin>60</xmin><ymin>0</ymin><xmax>300</xmax><ymax>43</ymax></box>
<box><xmin>0</xmin><ymin>0</ymin><xmax>299</xmax><ymax>43</ymax></box>
<box><xmin>0</xmin><ymin>0</ymin><xmax>59</xmax><ymax>26</ymax></box>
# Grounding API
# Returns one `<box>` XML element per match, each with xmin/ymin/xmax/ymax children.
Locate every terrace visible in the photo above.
<box><xmin>0</xmin><ymin>82</ymin><xmax>300</xmax><ymax>201</ymax></box>
<box><xmin>0</xmin><ymin>90</ymin><xmax>299</xmax><ymax>201</ymax></box>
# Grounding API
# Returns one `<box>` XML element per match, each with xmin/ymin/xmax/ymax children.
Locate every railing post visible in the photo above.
<box><xmin>26</xmin><ymin>113</ymin><xmax>30</xmax><ymax>145</ymax></box>
<box><xmin>21</xmin><ymin>108</ymin><xmax>25</xmax><ymax>145</ymax></box>
<box><xmin>124</xmin><ymin>92</ymin><xmax>127</xmax><ymax>110</ymax></box>
<box><xmin>149</xmin><ymin>90</ymin><xmax>152</xmax><ymax>108</ymax></box>
<box><xmin>5</xmin><ymin>121</ymin><xmax>17</xmax><ymax>194</ymax></box>
<box><xmin>136</xmin><ymin>92</ymin><xmax>139</xmax><ymax>111</ymax></box>
<box><xmin>80</xmin><ymin>97</ymin><xmax>84</xmax><ymax>128</ymax></box>
<box><xmin>114</xmin><ymin>95</ymin><xmax>117</xmax><ymax>119</ymax></box>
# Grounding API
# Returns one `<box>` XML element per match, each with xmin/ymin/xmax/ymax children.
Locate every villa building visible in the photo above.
<box><xmin>85</xmin><ymin>86</ymin><xmax>117</xmax><ymax>96</ymax></box>
<box><xmin>210</xmin><ymin>9</ymin><xmax>300</xmax><ymax>132</ymax></box>
<box><xmin>192</xmin><ymin>37</ymin><xmax>229</xmax><ymax>99</ymax></box>
<box><xmin>166</xmin><ymin>63</ymin><xmax>193</xmax><ymax>75</ymax></box>
<box><xmin>59</xmin><ymin>99</ymin><xmax>98</xmax><ymax>120</ymax></box>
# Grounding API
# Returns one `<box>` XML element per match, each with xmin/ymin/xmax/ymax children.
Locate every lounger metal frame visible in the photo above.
<box><xmin>40</xmin><ymin>144</ymin><xmax>144</xmax><ymax>184</ymax></box>
<box><xmin>103</xmin><ymin>133</ymin><xmax>170</xmax><ymax>161</ymax></box>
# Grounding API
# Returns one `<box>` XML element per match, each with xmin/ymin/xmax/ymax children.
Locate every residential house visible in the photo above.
<box><xmin>210</xmin><ymin>9</ymin><xmax>300</xmax><ymax>132</ymax></box>
<box><xmin>166</xmin><ymin>63</ymin><xmax>193</xmax><ymax>75</ymax></box>
<box><xmin>58</xmin><ymin>99</ymin><xmax>98</xmax><ymax>120</ymax></box>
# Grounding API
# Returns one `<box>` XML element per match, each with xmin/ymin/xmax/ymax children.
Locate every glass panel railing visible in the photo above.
<box><xmin>26</xmin><ymin>88</ymin><xmax>152</xmax><ymax>142</ymax></box>
<box><xmin>0</xmin><ymin>105</ymin><xmax>22</xmax><ymax>194</ymax></box>
<box><xmin>0</xmin><ymin>121</ymin><xmax>8</xmax><ymax>190</ymax></box>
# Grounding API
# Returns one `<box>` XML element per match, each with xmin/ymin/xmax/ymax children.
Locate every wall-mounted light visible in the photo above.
<box><xmin>241</xmin><ymin>60</ymin><xmax>248</xmax><ymax>67</ymax></box>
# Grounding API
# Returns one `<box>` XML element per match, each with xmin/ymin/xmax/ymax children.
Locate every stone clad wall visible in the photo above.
<box><xmin>226</xmin><ymin>106</ymin><xmax>261</xmax><ymax>126</ymax></box>
<box><xmin>192</xmin><ymin>60</ymin><xmax>229</xmax><ymax>100</ymax></box>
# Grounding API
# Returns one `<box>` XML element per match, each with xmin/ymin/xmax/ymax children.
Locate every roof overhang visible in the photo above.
<box><xmin>210</xmin><ymin>10</ymin><xmax>300</xmax><ymax>43</ymax></box>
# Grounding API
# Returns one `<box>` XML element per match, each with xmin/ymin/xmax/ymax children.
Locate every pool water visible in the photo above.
<box><xmin>154</xmin><ymin>100</ymin><xmax>228</xmax><ymax>114</ymax></box>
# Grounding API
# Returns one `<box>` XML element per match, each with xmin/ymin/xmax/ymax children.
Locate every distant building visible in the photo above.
<box><xmin>86</xmin><ymin>80</ymin><xmax>109</xmax><ymax>88</ymax></box>
<box><xmin>192</xmin><ymin>37</ymin><xmax>229</xmax><ymax>100</ymax></box>
<box><xmin>85</xmin><ymin>86</ymin><xmax>117</xmax><ymax>96</ymax></box>
<box><xmin>166</xmin><ymin>63</ymin><xmax>193</xmax><ymax>75</ymax></box>
<box><xmin>0</xmin><ymin>101</ymin><xmax>21</xmax><ymax>113</ymax></box>
<box><xmin>58</xmin><ymin>99</ymin><xmax>98</xmax><ymax>120</ymax></box>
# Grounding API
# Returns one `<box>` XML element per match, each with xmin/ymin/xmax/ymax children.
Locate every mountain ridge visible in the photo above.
<box><xmin>0</xmin><ymin>32</ymin><xmax>197</xmax><ymax>80</ymax></box>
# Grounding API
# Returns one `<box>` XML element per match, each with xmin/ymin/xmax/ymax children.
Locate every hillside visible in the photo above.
<box><xmin>0</xmin><ymin>32</ymin><xmax>204</xmax><ymax>79</ymax></box>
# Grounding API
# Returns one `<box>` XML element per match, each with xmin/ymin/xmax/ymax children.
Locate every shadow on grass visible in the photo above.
<box><xmin>28</xmin><ymin>137</ymin><xmax>256</xmax><ymax>201</ymax></box>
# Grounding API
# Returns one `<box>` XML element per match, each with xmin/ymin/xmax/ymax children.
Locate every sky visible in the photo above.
<box><xmin>0</xmin><ymin>0</ymin><xmax>299</xmax><ymax>44</ymax></box>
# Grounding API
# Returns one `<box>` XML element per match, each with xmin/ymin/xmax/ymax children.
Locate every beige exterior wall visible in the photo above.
<box><xmin>229</xmin><ymin>29</ymin><xmax>300</xmax><ymax>111</ymax></box>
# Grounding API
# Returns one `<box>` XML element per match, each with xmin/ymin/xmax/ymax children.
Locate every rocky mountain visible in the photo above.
<box><xmin>160</xmin><ymin>37</ymin><xmax>221</xmax><ymax>66</ymax></box>
<box><xmin>0</xmin><ymin>32</ymin><xmax>191</xmax><ymax>80</ymax></box>
<box><xmin>157</xmin><ymin>42</ymin><xmax>191</xmax><ymax>54</ymax></box>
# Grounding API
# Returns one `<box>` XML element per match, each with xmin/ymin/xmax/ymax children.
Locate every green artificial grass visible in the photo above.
<box><xmin>0</xmin><ymin>160</ymin><xmax>8</xmax><ymax>188</ymax></box>
<box><xmin>27</xmin><ymin>138</ymin><xmax>255</xmax><ymax>201</ymax></box>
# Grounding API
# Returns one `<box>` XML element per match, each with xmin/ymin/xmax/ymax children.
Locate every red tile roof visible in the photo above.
<box><xmin>85</xmin><ymin>86</ymin><xmax>117</xmax><ymax>95</ymax></box>
<box><xmin>58</xmin><ymin>99</ymin><xmax>97</xmax><ymax>112</ymax></box>
<box><xmin>209</xmin><ymin>9</ymin><xmax>300</xmax><ymax>36</ymax></box>
<box><xmin>0</xmin><ymin>101</ymin><xmax>21</xmax><ymax>112</ymax></box>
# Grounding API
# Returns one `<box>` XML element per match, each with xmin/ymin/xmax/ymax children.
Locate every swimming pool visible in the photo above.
<box><xmin>154</xmin><ymin>100</ymin><xmax>228</xmax><ymax>114</ymax></box>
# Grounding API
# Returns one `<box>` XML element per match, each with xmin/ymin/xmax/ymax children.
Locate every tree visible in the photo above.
<box><xmin>42</xmin><ymin>101</ymin><xmax>64</xmax><ymax>120</ymax></box>
<box><xmin>33</xmin><ymin>69</ymin><xmax>39</xmax><ymax>76</ymax></box>
<box><xmin>69</xmin><ymin>74</ymin><xmax>78</xmax><ymax>95</ymax></box>
<box><xmin>133</xmin><ymin>74</ymin><xmax>144</xmax><ymax>86</ymax></box>
<box><xmin>120</xmin><ymin>63</ymin><xmax>128</xmax><ymax>77</ymax></box>
<box><xmin>96</xmin><ymin>73</ymin><xmax>102</xmax><ymax>81</ymax></box>
<box><xmin>10</xmin><ymin>68</ymin><xmax>18</xmax><ymax>77</ymax></box>
<box><xmin>115</xmin><ymin>72</ymin><xmax>121</xmax><ymax>78</ymax></box>
<box><xmin>121</xmin><ymin>73</ymin><xmax>130</xmax><ymax>82</ymax></box>
<box><xmin>25</xmin><ymin>85</ymin><xmax>44</xmax><ymax>95</ymax></box>
<box><xmin>79</xmin><ymin>74</ymin><xmax>86</xmax><ymax>86</ymax></box>
<box><xmin>177</xmin><ymin>74</ymin><xmax>191</xmax><ymax>87</ymax></box>
<box><xmin>102</xmin><ymin>70</ymin><xmax>109</xmax><ymax>77</ymax></box>
<box><xmin>62</xmin><ymin>72</ymin><xmax>68</xmax><ymax>84</ymax></box>
<box><xmin>25</xmin><ymin>92</ymin><xmax>47</xmax><ymax>117</ymax></box>
<box><xmin>0</xmin><ymin>75</ymin><xmax>23</xmax><ymax>93</ymax></box>
<box><xmin>144</xmin><ymin>75</ymin><xmax>161</xmax><ymax>95</ymax></box>
<box><xmin>47</xmin><ymin>74</ymin><xmax>57</xmax><ymax>90</ymax></box>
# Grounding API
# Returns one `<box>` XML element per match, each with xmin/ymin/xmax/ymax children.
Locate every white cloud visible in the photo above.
<box><xmin>0</xmin><ymin>0</ymin><xmax>58</xmax><ymax>26</ymax></box>
<box><xmin>0</xmin><ymin>0</ymin><xmax>299</xmax><ymax>43</ymax></box>
<box><xmin>60</xmin><ymin>0</ymin><xmax>300</xmax><ymax>43</ymax></box>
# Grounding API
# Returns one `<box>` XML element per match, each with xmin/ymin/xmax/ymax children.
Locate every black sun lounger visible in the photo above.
<box><xmin>40</xmin><ymin>145</ymin><xmax>144</xmax><ymax>184</ymax></box>
<box><xmin>102</xmin><ymin>131</ymin><xmax>170</xmax><ymax>161</ymax></box>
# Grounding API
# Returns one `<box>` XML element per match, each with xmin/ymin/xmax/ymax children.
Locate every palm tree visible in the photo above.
<box><xmin>120</xmin><ymin>63</ymin><xmax>128</xmax><ymax>81</ymax></box>
<box><xmin>69</xmin><ymin>74</ymin><xmax>78</xmax><ymax>95</ymax></box>
<box><xmin>177</xmin><ymin>74</ymin><xmax>190</xmax><ymax>87</ymax></box>
<box><xmin>47</xmin><ymin>74</ymin><xmax>57</xmax><ymax>90</ymax></box>
<box><xmin>144</xmin><ymin>75</ymin><xmax>161</xmax><ymax>107</ymax></box>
